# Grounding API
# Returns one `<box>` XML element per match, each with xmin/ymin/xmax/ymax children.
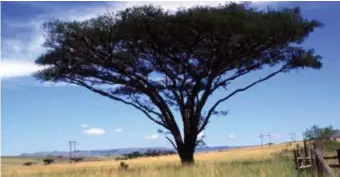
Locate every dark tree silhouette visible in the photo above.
<box><xmin>34</xmin><ymin>3</ymin><xmax>323</xmax><ymax>165</ymax></box>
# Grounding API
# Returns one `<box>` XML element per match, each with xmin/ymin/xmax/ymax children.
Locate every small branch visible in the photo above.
<box><xmin>128</xmin><ymin>95</ymin><xmax>163</xmax><ymax>118</ymax></box>
<box><xmin>69</xmin><ymin>79</ymin><xmax>169</xmax><ymax>129</ymax></box>
<box><xmin>165</xmin><ymin>136</ymin><xmax>178</xmax><ymax>151</ymax></box>
<box><xmin>199</xmin><ymin>65</ymin><xmax>289</xmax><ymax>132</ymax></box>
<box><xmin>211</xmin><ymin>60</ymin><xmax>268</xmax><ymax>93</ymax></box>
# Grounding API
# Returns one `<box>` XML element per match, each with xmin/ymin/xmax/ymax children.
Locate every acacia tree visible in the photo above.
<box><xmin>34</xmin><ymin>3</ymin><xmax>323</xmax><ymax>165</ymax></box>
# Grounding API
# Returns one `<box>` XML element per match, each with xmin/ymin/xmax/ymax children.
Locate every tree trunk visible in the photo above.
<box><xmin>178</xmin><ymin>142</ymin><xmax>195</xmax><ymax>166</ymax></box>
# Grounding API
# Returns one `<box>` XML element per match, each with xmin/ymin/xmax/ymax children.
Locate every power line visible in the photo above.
<box><xmin>259</xmin><ymin>133</ymin><xmax>272</xmax><ymax>148</ymax></box>
<box><xmin>73</xmin><ymin>140</ymin><xmax>78</xmax><ymax>158</ymax></box>
<box><xmin>289</xmin><ymin>133</ymin><xmax>296</xmax><ymax>142</ymax></box>
<box><xmin>286</xmin><ymin>132</ymin><xmax>296</xmax><ymax>147</ymax></box>
<box><xmin>69</xmin><ymin>140</ymin><xmax>78</xmax><ymax>163</ymax></box>
<box><xmin>69</xmin><ymin>141</ymin><xmax>72</xmax><ymax>163</ymax></box>
<box><xmin>268</xmin><ymin>133</ymin><xmax>272</xmax><ymax>147</ymax></box>
<box><xmin>260</xmin><ymin>133</ymin><xmax>264</xmax><ymax>148</ymax></box>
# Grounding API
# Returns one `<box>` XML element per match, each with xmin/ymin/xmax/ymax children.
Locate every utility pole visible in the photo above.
<box><xmin>260</xmin><ymin>133</ymin><xmax>264</xmax><ymax>148</ymax></box>
<box><xmin>260</xmin><ymin>133</ymin><xmax>273</xmax><ymax>148</ymax></box>
<box><xmin>289</xmin><ymin>133</ymin><xmax>296</xmax><ymax>143</ymax></box>
<box><xmin>73</xmin><ymin>141</ymin><xmax>78</xmax><ymax>158</ymax></box>
<box><xmin>267</xmin><ymin>133</ymin><xmax>272</xmax><ymax>147</ymax></box>
<box><xmin>69</xmin><ymin>140</ymin><xmax>78</xmax><ymax>163</ymax></box>
<box><xmin>69</xmin><ymin>141</ymin><xmax>72</xmax><ymax>163</ymax></box>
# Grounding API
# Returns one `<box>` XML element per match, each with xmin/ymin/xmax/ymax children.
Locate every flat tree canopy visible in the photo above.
<box><xmin>35</xmin><ymin>3</ymin><xmax>323</xmax><ymax>165</ymax></box>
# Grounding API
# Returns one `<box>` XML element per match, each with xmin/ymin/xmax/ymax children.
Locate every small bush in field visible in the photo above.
<box><xmin>115</xmin><ymin>157</ymin><xmax>128</xmax><ymax>161</ymax></box>
<box><xmin>71</xmin><ymin>157</ymin><xmax>84</xmax><ymax>163</ymax></box>
<box><xmin>119</xmin><ymin>162</ymin><xmax>129</xmax><ymax>170</ymax></box>
<box><xmin>43</xmin><ymin>158</ymin><xmax>54</xmax><ymax>165</ymax></box>
<box><xmin>22</xmin><ymin>162</ymin><xmax>36</xmax><ymax>166</ymax></box>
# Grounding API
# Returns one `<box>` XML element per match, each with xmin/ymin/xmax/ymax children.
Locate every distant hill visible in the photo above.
<box><xmin>19</xmin><ymin>146</ymin><xmax>248</xmax><ymax>158</ymax></box>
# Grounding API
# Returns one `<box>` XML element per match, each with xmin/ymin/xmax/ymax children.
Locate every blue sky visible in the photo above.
<box><xmin>1</xmin><ymin>1</ymin><xmax>339</xmax><ymax>156</ymax></box>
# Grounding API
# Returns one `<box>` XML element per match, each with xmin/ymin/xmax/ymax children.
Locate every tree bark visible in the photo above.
<box><xmin>177</xmin><ymin>140</ymin><xmax>196</xmax><ymax>166</ymax></box>
<box><xmin>178</xmin><ymin>147</ymin><xmax>195</xmax><ymax>165</ymax></box>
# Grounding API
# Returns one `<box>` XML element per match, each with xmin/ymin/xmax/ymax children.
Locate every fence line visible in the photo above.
<box><xmin>293</xmin><ymin>140</ymin><xmax>340</xmax><ymax>177</ymax></box>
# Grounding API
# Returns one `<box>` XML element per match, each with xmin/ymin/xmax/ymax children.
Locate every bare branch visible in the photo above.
<box><xmin>128</xmin><ymin>94</ymin><xmax>163</xmax><ymax>118</ymax></box>
<box><xmin>68</xmin><ymin>78</ymin><xmax>169</xmax><ymax>129</ymax></box>
<box><xmin>165</xmin><ymin>136</ymin><xmax>178</xmax><ymax>151</ymax></box>
<box><xmin>199</xmin><ymin>65</ymin><xmax>290</xmax><ymax>132</ymax></box>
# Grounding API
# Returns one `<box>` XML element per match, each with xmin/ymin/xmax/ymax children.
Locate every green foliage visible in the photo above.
<box><xmin>121</xmin><ymin>149</ymin><xmax>176</xmax><ymax>160</ymax></box>
<box><xmin>124</xmin><ymin>151</ymin><xmax>142</xmax><ymax>159</ymax></box>
<box><xmin>115</xmin><ymin>156</ymin><xmax>129</xmax><ymax>161</ymax></box>
<box><xmin>144</xmin><ymin>149</ymin><xmax>176</xmax><ymax>156</ymax></box>
<box><xmin>303</xmin><ymin>125</ymin><xmax>336</xmax><ymax>140</ymax></box>
<box><xmin>323</xmin><ymin>140</ymin><xmax>340</xmax><ymax>152</ymax></box>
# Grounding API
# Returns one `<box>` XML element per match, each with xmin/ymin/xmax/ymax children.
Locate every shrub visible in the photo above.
<box><xmin>119</xmin><ymin>162</ymin><xmax>129</xmax><ymax>170</ymax></box>
<box><xmin>115</xmin><ymin>157</ymin><xmax>128</xmax><ymax>161</ymax></box>
<box><xmin>23</xmin><ymin>162</ymin><xmax>36</xmax><ymax>166</ymax></box>
<box><xmin>71</xmin><ymin>157</ymin><xmax>84</xmax><ymax>163</ymax></box>
<box><xmin>43</xmin><ymin>158</ymin><xmax>54</xmax><ymax>165</ymax></box>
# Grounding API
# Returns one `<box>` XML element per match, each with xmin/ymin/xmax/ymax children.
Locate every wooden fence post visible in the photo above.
<box><xmin>294</xmin><ymin>149</ymin><xmax>299</xmax><ymax>169</ymax></box>
<box><xmin>337</xmin><ymin>149</ymin><xmax>340</xmax><ymax>166</ymax></box>
<box><xmin>310</xmin><ymin>147</ymin><xmax>318</xmax><ymax>177</ymax></box>
<box><xmin>316</xmin><ymin>153</ymin><xmax>323</xmax><ymax>177</ymax></box>
<box><xmin>296</xmin><ymin>144</ymin><xmax>301</xmax><ymax>167</ymax></box>
<box><xmin>314</xmin><ymin>148</ymin><xmax>334</xmax><ymax>177</ymax></box>
<box><xmin>303</xmin><ymin>140</ymin><xmax>309</xmax><ymax>166</ymax></box>
<box><xmin>304</xmin><ymin>140</ymin><xmax>309</xmax><ymax>156</ymax></box>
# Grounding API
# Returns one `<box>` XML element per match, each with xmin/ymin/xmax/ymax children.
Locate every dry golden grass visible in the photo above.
<box><xmin>2</xmin><ymin>142</ymin><xmax>307</xmax><ymax>177</ymax></box>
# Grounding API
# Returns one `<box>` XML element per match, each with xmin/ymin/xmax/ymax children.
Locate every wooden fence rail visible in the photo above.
<box><xmin>314</xmin><ymin>148</ymin><xmax>334</xmax><ymax>177</ymax></box>
<box><xmin>293</xmin><ymin>140</ymin><xmax>340</xmax><ymax>177</ymax></box>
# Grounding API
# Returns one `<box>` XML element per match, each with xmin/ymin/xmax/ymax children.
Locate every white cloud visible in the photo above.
<box><xmin>38</xmin><ymin>81</ymin><xmax>77</xmax><ymax>87</ymax></box>
<box><xmin>113</xmin><ymin>128</ymin><xmax>123</xmax><ymax>133</ymax></box>
<box><xmin>144</xmin><ymin>134</ymin><xmax>159</xmax><ymax>140</ymax></box>
<box><xmin>83</xmin><ymin>128</ymin><xmax>105</xmax><ymax>135</ymax></box>
<box><xmin>80</xmin><ymin>124</ymin><xmax>89</xmax><ymax>129</ymax></box>
<box><xmin>198</xmin><ymin>132</ymin><xmax>205</xmax><ymax>139</ymax></box>
<box><xmin>0</xmin><ymin>60</ymin><xmax>46</xmax><ymax>79</ymax></box>
<box><xmin>228</xmin><ymin>134</ymin><xmax>235</xmax><ymax>139</ymax></box>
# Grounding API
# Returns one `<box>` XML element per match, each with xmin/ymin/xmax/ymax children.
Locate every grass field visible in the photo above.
<box><xmin>1</xmin><ymin>142</ymin><xmax>339</xmax><ymax>177</ymax></box>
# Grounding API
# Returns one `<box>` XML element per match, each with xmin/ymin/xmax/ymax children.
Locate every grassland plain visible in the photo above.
<box><xmin>2</xmin><ymin>142</ymin><xmax>338</xmax><ymax>177</ymax></box>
